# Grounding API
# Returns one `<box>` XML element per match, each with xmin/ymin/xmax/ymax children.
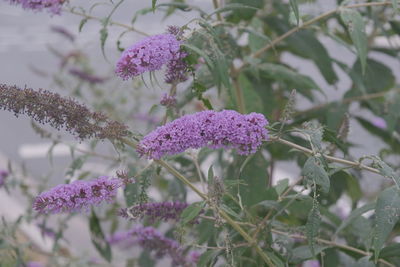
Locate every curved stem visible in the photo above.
<box><xmin>65</xmin><ymin>8</ymin><xmax>149</xmax><ymax>36</ymax></box>
<box><xmin>271</xmin><ymin>137</ymin><xmax>381</xmax><ymax>174</ymax></box>
<box><xmin>236</xmin><ymin>1</ymin><xmax>397</xmax><ymax>73</ymax></box>
<box><xmin>271</xmin><ymin>229</ymin><xmax>395</xmax><ymax>267</ymax></box>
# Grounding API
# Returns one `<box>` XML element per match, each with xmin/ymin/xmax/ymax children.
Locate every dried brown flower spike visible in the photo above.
<box><xmin>0</xmin><ymin>83</ymin><xmax>128</xmax><ymax>140</ymax></box>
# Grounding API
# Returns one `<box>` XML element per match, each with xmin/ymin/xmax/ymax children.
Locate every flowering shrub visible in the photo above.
<box><xmin>1</xmin><ymin>1</ymin><xmax>400</xmax><ymax>267</ymax></box>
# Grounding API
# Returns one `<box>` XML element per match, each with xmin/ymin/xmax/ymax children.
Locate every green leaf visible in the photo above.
<box><xmin>198</xmin><ymin>250</ymin><xmax>221</xmax><ymax>267</ymax></box>
<box><xmin>340</xmin><ymin>8</ymin><xmax>368</xmax><ymax>74</ymax></box>
<box><xmin>353</xmin><ymin>256</ymin><xmax>375</xmax><ymax>267</ymax></box>
<box><xmin>237</xmin><ymin>73</ymin><xmax>263</xmax><ymax>113</ymax></box>
<box><xmin>152</xmin><ymin>0</ymin><xmax>157</xmax><ymax>11</ymax></box>
<box><xmin>236</xmin><ymin>152</ymin><xmax>272</xmax><ymax>206</ymax></box>
<box><xmin>89</xmin><ymin>210</ymin><xmax>112</xmax><ymax>262</ymax></box>
<box><xmin>306</xmin><ymin>199</ymin><xmax>321</xmax><ymax>257</ymax></box>
<box><xmin>275</xmin><ymin>178</ymin><xmax>289</xmax><ymax>195</ymax></box>
<box><xmin>207</xmin><ymin>165</ymin><xmax>214</xmax><ymax>185</ymax></box>
<box><xmin>289</xmin><ymin>245</ymin><xmax>326</xmax><ymax>264</ymax></box>
<box><xmin>180</xmin><ymin>202</ymin><xmax>204</xmax><ymax>225</ymax></box>
<box><xmin>392</xmin><ymin>0</ymin><xmax>398</xmax><ymax>12</ymax></box>
<box><xmin>79</xmin><ymin>18</ymin><xmax>88</xmax><ymax>32</ymax></box>
<box><xmin>379</xmin><ymin>243</ymin><xmax>400</xmax><ymax>259</ymax></box>
<box><xmin>302</xmin><ymin>156</ymin><xmax>330</xmax><ymax>193</ymax></box>
<box><xmin>289</xmin><ymin>0</ymin><xmax>299</xmax><ymax>25</ymax></box>
<box><xmin>124</xmin><ymin>182</ymin><xmax>139</xmax><ymax>206</ymax></box>
<box><xmin>369</xmin><ymin>156</ymin><xmax>400</xmax><ymax>189</ymax></box>
<box><xmin>264</xmin><ymin>16</ymin><xmax>338</xmax><ymax>84</ymax></box>
<box><xmin>99</xmin><ymin>27</ymin><xmax>108</xmax><ymax>59</ymax></box>
<box><xmin>356</xmin><ymin>117</ymin><xmax>400</xmax><ymax>153</ymax></box>
<box><xmin>373</xmin><ymin>186</ymin><xmax>400</xmax><ymax>261</ymax></box>
<box><xmin>335</xmin><ymin>202</ymin><xmax>375</xmax><ymax>236</ymax></box>
<box><xmin>258</xmin><ymin>63</ymin><xmax>320</xmax><ymax>100</ymax></box>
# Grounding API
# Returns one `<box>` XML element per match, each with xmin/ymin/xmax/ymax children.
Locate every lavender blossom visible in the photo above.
<box><xmin>0</xmin><ymin>84</ymin><xmax>128</xmax><ymax>140</ymax></box>
<box><xmin>108</xmin><ymin>226</ymin><xmax>199</xmax><ymax>266</ymax></box>
<box><xmin>119</xmin><ymin>201</ymin><xmax>189</xmax><ymax>223</ymax></box>
<box><xmin>7</xmin><ymin>0</ymin><xmax>66</xmax><ymax>15</ymax></box>
<box><xmin>51</xmin><ymin>25</ymin><xmax>75</xmax><ymax>42</ymax></box>
<box><xmin>33</xmin><ymin>176</ymin><xmax>124</xmax><ymax>213</ymax></box>
<box><xmin>115</xmin><ymin>34</ymin><xmax>184</xmax><ymax>80</ymax></box>
<box><xmin>160</xmin><ymin>93</ymin><xmax>177</xmax><ymax>107</ymax></box>
<box><xmin>371</xmin><ymin>117</ymin><xmax>387</xmax><ymax>129</ymax></box>
<box><xmin>26</xmin><ymin>262</ymin><xmax>45</xmax><ymax>267</ymax></box>
<box><xmin>69</xmin><ymin>68</ymin><xmax>107</xmax><ymax>84</ymax></box>
<box><xmin>0</xmin><ymin>170</ymin><xmax>8</xmax><ymax>187</ymax></box>
<box><xmin>137</xmin><ymin>110</ymin><xmax>268</xmax><ymax>159</ymax></box>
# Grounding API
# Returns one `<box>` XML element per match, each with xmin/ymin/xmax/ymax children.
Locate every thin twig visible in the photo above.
<box><xmin>65</xmin><ymin>8</ymin><xmax>149</xmax><ymax>36</ymax></box>
<box><xmin>236</xmin><ymin>1</ymin><xmax>397</xmax><ymax>73</ymax></box>
<box><xmin>271</xmin><ymin>137</ymin><xmax>381</xmax><ymax>175</ymax></box>
<box><xmin>271</xmin><ymin>229</ymin><xmax>396</xmax><ymax>267</ymax></box>
<box><xmin>295</xmin><ymin>89</ymin><xmax>399</xmax><ymax>116</ymax></box>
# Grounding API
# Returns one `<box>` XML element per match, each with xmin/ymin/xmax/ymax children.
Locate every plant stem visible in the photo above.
<box><xmin>119</xmin><ymin>137</ymin><xmax>274</xmax><ymax>266</ymax></box>
<box><xmin>271</xmin><ymin>137</ymin><xmax>381</xmax><ymax>175</ymax></box>
<box><xmin>232</xmin><ymin>75</ymin><xmax>246</xmax><ymax>113</ymax></box>
<box><xmin>212</xmin><ymin>0</ymin><xmax>223</xmax><ymax>21</ymax></box>
<box><xmin>65</xmin><ymin>8</ymin><xmax>149</xmax><ymax>36</ymax></box>
<box><xmin>271</xmin><ymin>229</ymin><xmax>396</xmax><ymax>267</ymax></box>
<box><xmin>236</xmin><ymin>1</ymin><xmax>397</xmax><ymax>73</ymax></box>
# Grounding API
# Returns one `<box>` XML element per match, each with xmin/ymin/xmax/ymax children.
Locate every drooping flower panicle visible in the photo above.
<box><xmin>33</xmin><ymin>176</ymin><xmax>124</xmax><ymax>213</ymax></box>
<box><xmin>119</xmin><ymin>201</ymin><xmax>189</xmax><ymax>223</ymax></box>
<box><xmin>0</xmin><ymin>84</ymin><xmax>128</xmax><ymax>140</ymax></box>
<box><xmin>6</xmin><ymin>0</ymin><xmax>66</xmax><ymax>15</ymax></box>
<box><xmin>107</xmin><ymin>226</ymin><xmax>199</xmax><ymax>266</ymax></box>
<box><xmin>115</xmin><ymin>32</ymin><xmax>189</xmax><ymax>83</ymax></box>
<box><xmin>137</xmin><ymin>110</ymin><xmax>268</xmax><ymax>159</ymax></box>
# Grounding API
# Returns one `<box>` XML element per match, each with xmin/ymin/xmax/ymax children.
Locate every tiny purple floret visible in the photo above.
<box><xmin>33</xmin><ymin>176</ymin><xmax>123</xmax><ymax>213</ymax></box>
<box><xmin>137</xmin><ymin>110</ymin><xmax>268</xmax><ymax>159</ymax></box>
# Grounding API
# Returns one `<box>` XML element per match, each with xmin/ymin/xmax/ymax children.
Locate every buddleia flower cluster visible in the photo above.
<box><xmin>137</xmin><ymin>110</ymin><xmax>269</xmax><ymax>159</ymax></box>
<box><xmin>119</xmin><ymin>201</ymin><xmax>189</xmax><ymax>223</ymax></box>
<box><xmin>115</xmin><ymin>31</ymin><xmax>188</xmax><ymax>83</ymax></box>
<box><xmin>0</xmin><ymin>84</ymin><xmax>128</xmax><ymax>140</ymax></box>
<box><xmin>6</xmin><ymin>0</ymin><xmax>67</xmax><ymax>15</ymax></box>
<box><xmin>107</xmin><ymin>226</ymin><xmax>199</xmax><ymax>266</ymax></box>
<box><xmin>33</xmin><ymin>176</ymin><xmax>124</xmax><ymax>213</ymax></box>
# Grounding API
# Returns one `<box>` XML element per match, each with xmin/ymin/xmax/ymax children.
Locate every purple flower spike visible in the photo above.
<box><xmin>108</xmin><ymin>226</ymin><xmax>199</xmax><ymax>266</ymax></box>
<box><xmin>33</xmin><ymin>176</ymin><xmax>124</xmax><ymax>213</ymax></box>
<box><xmin>119</xmin><ymin>201</ymin><xmax>189</xmax><ymax>223</ymax></box>
<box><xmin>116</xmin><ymin>34</ymin><xmax>183</xmax><ymax>80</ymax></box>
<box><xmin>137</xmin><ymin>110</ymin><xmax>268</xmax><ymax>159</ymax></box>
<box><xmin>7</xmin><ymin>0</ymin><xmax>66</xmax><ymax>15</ymax></box>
